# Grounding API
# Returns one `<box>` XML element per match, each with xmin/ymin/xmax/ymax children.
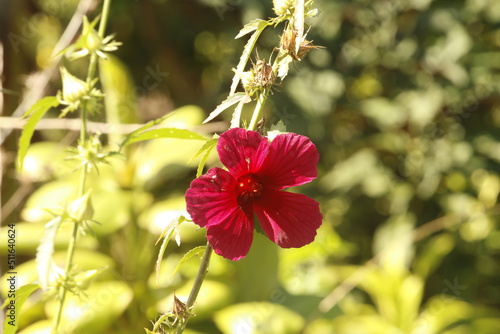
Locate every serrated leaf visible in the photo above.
<box><xmin>197</xmin><ymin>139</ymin><xmax>217</xmax><ymax>177</ymax></box>
<box><xmin>36</xmin><ymin>216</ymin><xmax>62</xmax><ymax>291</ymax></box>
<box><xmin>230</xmin><ymin>20</ymin><xmax>271</xmax><ymax>95</ymax></box>
<box><xmin>122</xmin><ymin>128</ymin><xmax>207</xmax><ymax>147</ymax></box>
<box><xmin>17</xmin><ymin>96</ymin><xmax>59</xmax><ymax>172</ymax></box>
<box><xmin>188</xmin><ymin>138</ymin><xmax>218</xmax><ymax>177</ymax></box>
<box><xmin>204</xmin><ymin>93</ymin><xmax>250</xmax><ymax>124</ymax></box>
<box><xmin>155</xmin><ymin>216</ymin><xmax>186</xmax><ymax>285</ymax></box>
<box><xmin>2</xmin><ymin>284</ymin><xmax>40</xmax><ymax>334</ymax></box>
<box><xmin>235</xmin><ymin>19</ymin><xmax>267</xmax><ymax>39</ymax></box>
<box><xmin>119</xmin><ymin>113</ymin><xmax>173</xmax><ymax>149</ymax></box>
<box><xmin>230</xmin><ymin>97</ymin><xmax>246</xmax><ymax>128</ymax></box>
<box><xmin>170</xmin><ymin>246</ymin><xmax>206</xmax><ymax>279</ymax></box>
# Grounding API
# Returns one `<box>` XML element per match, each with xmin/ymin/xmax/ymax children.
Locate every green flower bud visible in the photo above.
<box><xmin>67</xmin><ymin>191</ymin><xmax>94</xmax><ymax>222</ymax></box>
<box><xmin>86</xmin><ymin>28</ymin><xmax>103</xmax><ymax>54</ymax></box>
<box><xmin>60</xmin><ymin>67</ymin><xmax>88</xmax><ymax>104</ymax></box>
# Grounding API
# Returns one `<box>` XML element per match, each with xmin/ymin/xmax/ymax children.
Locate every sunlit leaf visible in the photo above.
<box><xmin>230</xmin><ymin>20</ymin><xmax>271</xmax><ymax>95</ymax></box>
<box><xmin>45</xmin><ymin>281</ymin><xmax>133</xmax><ymax>332</ymax></box>
<box><xmin>17</xmin><ymin>96</ymin><xmax>59</xmax><ymax>172</ymax></box>
<box><xmin>188</xmin><ymin>138</ymin><xmax>218</xmax><ymax>177</ymax></box>
<box><xmin>203</xmin><ymin>93</ymin><xmax>250</xmax><ymax>124</ymax></box>
<box><xmin>235</xmin><ymin>19</ymin><xmax>268</xmax><ymax>39</ymax></box>
<box><xmin>170</xmin><ymin>246</ymin><xmax>206</xmax><ymax>279</ymax></box>
<box><xmin>214</xmin><ymin>302</ymin><xmax>304</xmax><ymax>334</ymax></box>
<box><xmin>155</xmin><ymin>216</ymin><xmax>185</xmax><ymax>285</ymax></box>
<box><xmin>119</xmin><ymin>113</ymin><xmax>173</xmax><ymax>149</ymax></box>
<box><xmin>36</xmin><ymin>216</ymin><xmax>63</xmax><ymax>291</ymax></box>
<box><xmin>122</xmin><ymin>128</ymin><xmax>207</xmax><ymax>147</ymax></box>
<box><xmin>2</xmin><ymin>284</ymin><xmax>40</xmax><ymax>334</ymax></box>
<box><xmin>229</xmin><ymin>97</ymin><xmax>246</xmax><ymax>128</ymax></box>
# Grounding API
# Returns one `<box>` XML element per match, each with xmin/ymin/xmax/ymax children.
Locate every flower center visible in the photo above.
<box><xmin>236</xmin><ymin>174</ymin><xmax>263</xmax><ymax>202</ymax></box>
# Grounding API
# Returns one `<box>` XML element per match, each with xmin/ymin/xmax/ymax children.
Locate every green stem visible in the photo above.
<box><xmin>86</xmin><ymin>0</ymin><xmax>111</xmax><ymax>85</ymax></box>
<box><xmin>174</xmin><ymin>243</ymin><xmax>213</xmax><ymax>334</ymax></box>
<box><xmin>248</xmin><ymin>89</ymin><xmax>269</xmax><ymax>131</ymax></box>
<box><xmin>52</xmin><ymin>1</ymin><xmax>111</xmax><ymax>332</ymax></box>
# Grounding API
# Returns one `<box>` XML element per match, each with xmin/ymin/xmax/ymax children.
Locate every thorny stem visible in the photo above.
<box><xmin>52</xmin><ymin>0</ymin><xmax>111</xmax><ymax>332</ymax></box>
<box><xmin>174</xmin><ymin>243</ymin><xmax>213</xmax><ymax>334</ymax></box>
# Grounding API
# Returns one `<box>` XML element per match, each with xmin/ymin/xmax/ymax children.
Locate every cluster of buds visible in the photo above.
<box><xmin>240</xmin><ymin>58</ymin><xmax>277</xmax><ymax>96</ymax></box>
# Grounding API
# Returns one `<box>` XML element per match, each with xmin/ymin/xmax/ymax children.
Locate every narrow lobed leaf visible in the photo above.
<box><xmin>230</xmin><ymin>97</ymin><xmax>247</xmax><ymax>128</ymax></box>
<box><xmin>235</xmin><ymin>19</ymin><xmax>267</xmax><ymax>39</ymax></box>
<box><xmin>196</xmin><ymin>139</ymin><xmax>218</xmax><ymax>177</ymax></box>
<box><xmin>170</xmin><ymin>246</ymin><xmax>206</xmax><ymax>279</ymax></box>
<box><xmin>155</xmin><ymin>226</ymin><xmax>177</xmax><ymax>285</ymax></box>
<box><xmin>17</xmin><ymin>96</ymin><xmax>59</xmax><ymax>172</ymax></box>
<box><xmin>155</xmin><ymin>216</ymin><xmax>186</xmax><ymax>285</ymax></box>
<box><xmin>122</xmin><ymin>128</ymin><xmax>207</xmax><ymax>147</ymax></box>
<box><xmin>203</xmin><ymin>93</ymin><xmax>251</xmax><ymax>124</ymax></box>
<box><xmin>230</xmin><ymin>20</ymin><xmax>271</xmax><ymax>95</ymax></box>
<box><xmin>36</xmin><ymin>216</ymin><xmax>63</xmax><ymax>291</ymax></box>
<box><xmin>119</xmin><ymin>112</ymin><xmax>173</xmax><ymax>148</ymax></box>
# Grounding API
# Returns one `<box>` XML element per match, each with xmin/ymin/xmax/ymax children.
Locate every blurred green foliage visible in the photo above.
<box><xmin>2</xmin><ymin>0</ymin><xmax>500</xmax><ymax>333</ymax></box>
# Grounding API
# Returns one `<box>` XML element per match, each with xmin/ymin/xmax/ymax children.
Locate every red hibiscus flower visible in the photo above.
<box><xmin>185</xmin><ymin>128</ymin><xmax>322</xmax><ymax>260</ymax></box>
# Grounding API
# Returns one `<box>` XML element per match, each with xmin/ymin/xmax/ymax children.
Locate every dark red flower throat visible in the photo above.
<box><xmin>236</xmin><ymin>174</ymin><xmax>263</xmax><ymax>203</ymax></box>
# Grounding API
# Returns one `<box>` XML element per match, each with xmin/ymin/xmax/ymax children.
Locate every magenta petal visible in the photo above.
<box><xmin>255</xmin><ymin>190</ymin><xmax>322</xmax><ymax>248</ymax></box>
<box><xmin>259</xmin><ymin>133</ymin><xmax>319</xmax><ymax>189</ymax></box>
<box><xmin>185</xmin><ymin>167</ymin><xmax>238</xmax><ymax>228</ymax></box>
<box><xmin>217</xmin><ymin>128</ymin><xmax>268</xmax><ymax>177</ymax></box>
<box><xmin>206</xmin><ymin>210</ymin><xmax>254</xmax><ymax>261</ymax></box>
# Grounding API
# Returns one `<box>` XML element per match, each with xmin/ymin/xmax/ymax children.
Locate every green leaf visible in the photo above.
<box><xmin>197</xmin><ymin>141</ymin><xmax>217</xmax><ymax>177</ymax></box>
<box><xmin>2</xmin><ymin>284</ymin><xmax>40</xmax><ymax>334</ymax></box>
<box><xmin>36</xmin><ymin>216</ymin><xmax>63</xmax><ymax>291</ymax></box>
<box><xmin>16</xmin><ymin>96</ymin><xmax>59</xmax><ymax>172</ymax></box>
<box><xmin>155</xmin><ymin>216</ymin><xmax>186</xmax><ymax>285</ymax></box>
<box><xmin>119</xmin><ymin>113</ymin><xmax>173</xmax><ymax>148</ymax></box>
<box><xmin>203</xmin><ymin>93</ymin><xmax>250</xmax><ymax>124</ymax></box>
<box><xmin>121</xmin><ymin>128</ymin><xmax>206</xmax><ymax>147</ymax></box>
<box><xmin>45</xmin><ymin>281</ymin><xmax>133</xmax><ymax>332</ymax></box>
<box><xmin>188</xmin><ymin>138</ymin><xmax>218</xmax><ymax>177</ymax></box>
<box><xmin>235</xmin><ymin>19</ymin><xmax>268</xmax><ymax>39</ymax></box>
<box><xmin>214</xmin><ymin>302</ymin><xmax>305</xmax><ymax>334</ymax></box>
<box><xmin>230</xmin><ymin>20</ymin><xmax>271</xmax><ymax>95</ymax></box>
<box><xmin>230</xmin><ymin>96</ymin><xmax>247</xmax><ymax>128</ymax></box>
<box><xmin>171</xmin><ymin>246</ymin><xmax>206</xmax><ymax>279</ymax></box>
